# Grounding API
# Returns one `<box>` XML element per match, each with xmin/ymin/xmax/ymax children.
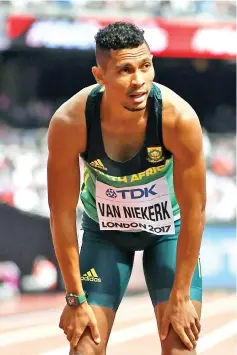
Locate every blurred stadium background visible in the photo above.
<box><xmin>0</xmin><ymin>1</ymin><xmax>236</xmax><ymax>354</ymax></box>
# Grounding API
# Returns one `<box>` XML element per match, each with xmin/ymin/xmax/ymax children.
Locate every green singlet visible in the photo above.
<box><xmin>79</xmin><ymin>83</ymin><xmax>202</xmax><ymax>310</ymax></box>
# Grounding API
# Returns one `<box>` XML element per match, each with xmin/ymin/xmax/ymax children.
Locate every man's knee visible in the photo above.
<box><xmin>69</xmin><ymin>330</ymin><xmax>106</xmax><ymax>355</ymax></box>
<box><xmin>161</xmin><ymin>327</ymin><xmax>197</xmax><ymax>355</ymax></box>
<box><xmin>67</xmin><ymin>305</ymin><xmax>114</xmax><ymax>355</ymax></box>
<box><xmin>162</xmin><ymin>344</ymin><xmax>197</xmax><ymax>355</ymax></box>
<box><xmin>69</xmin><ymin>344</ymin><xmax>106</xmax><ymax>355</ymax></box>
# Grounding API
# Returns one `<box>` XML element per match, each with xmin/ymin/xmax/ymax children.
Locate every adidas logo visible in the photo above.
<box><xmin>89</xmin><ymin>159</ymin><xmax>107</xmax><ymax>171</ymax></box>
<box><xmin>81</xmin><ymin>268</ymin><xmax>101</xmax><ymax>282</ymax></box>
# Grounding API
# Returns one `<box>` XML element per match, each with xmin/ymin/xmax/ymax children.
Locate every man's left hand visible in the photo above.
<box><xmin>160</xmin><ymin>298</ymin><xmax>201</xmax><ymax>350</ymax></box>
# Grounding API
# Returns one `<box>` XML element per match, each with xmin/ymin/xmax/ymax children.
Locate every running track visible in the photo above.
<box><xmin>0</xmin><ymin>292</ymin><xmax>236</xmax><ymax>355</ymax></box>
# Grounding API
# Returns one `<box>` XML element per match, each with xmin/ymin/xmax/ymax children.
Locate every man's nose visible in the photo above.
<box><xmin>131</xmin><ymin>71</ymin><xmax>145</xmax><ymax>87</ymax></box>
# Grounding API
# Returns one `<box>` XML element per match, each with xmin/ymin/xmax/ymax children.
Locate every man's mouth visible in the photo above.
<box><xmin>128</xmin><ymin>91</ymin><xmax>147</xmax><ymax>103</ymax></box>
<box><xmin>129</xmin><ymin>91</ymin><xmax>147</xmax><ymax>97</ymax></box>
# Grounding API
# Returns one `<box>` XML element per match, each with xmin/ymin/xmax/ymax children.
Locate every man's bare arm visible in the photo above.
<box><xmin>47</xmin><ymin>111</ymin><xmax>86</xmax><ymax>295</ymax></box>
<box><xmin>164</xmin><ymin>103</ymin><xmax>206</xmax><ymax>299</ymax></box>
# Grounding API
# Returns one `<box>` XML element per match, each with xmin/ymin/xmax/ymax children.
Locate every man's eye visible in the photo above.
<box><xmin>143</xmin><ymin>63</ymin><xmax>151</xmax><ymax>69</ymax></box>
<box><xmin>121</xmin><ymin>67</ymin><xmax>130</xmax><ymax>73</ymax></box>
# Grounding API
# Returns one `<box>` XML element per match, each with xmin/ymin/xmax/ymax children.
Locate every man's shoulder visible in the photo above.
<box><xmin>48</xmin><ymin>85</ymin><xmax>99</xmax><ymax>155</ymax></box>
<box><xmin>52</xmin><ymin>84</ymin><xmax>98</xmax><ymax>123</ymax></box>
<box><xmin>153</xmin><ymin>82</ymin><xmax>190</xmax><ymax>111</ymax></box>
<box><xmin>48</xmin><ymin>84</ymin><xmax>98</xmax><ymax>153</ymax></box>
<box><xmin>153</xmin><ymin>82</ymin><xmax>197</xmax><ymax>124</ymax></box>
<box><xmin>153</xmin><ymin>84</ymin><xmax>202</xmax><ymax>157</ymax></box>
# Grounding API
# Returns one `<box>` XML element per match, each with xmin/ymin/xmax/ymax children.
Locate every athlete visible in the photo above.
<box><xmin>47</xmin><ymin>22</ymin><xmax>206</xmax><ymax>355</ymax></box>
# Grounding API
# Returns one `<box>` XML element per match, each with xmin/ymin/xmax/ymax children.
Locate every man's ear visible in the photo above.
<box><xmin>92</xmin><ymin>66</ymin><xmax>105</xmax><ymax>86</ymax></box>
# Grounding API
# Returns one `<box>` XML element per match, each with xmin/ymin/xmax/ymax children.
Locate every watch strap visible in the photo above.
<box><xmin>65</xmin><ymin>292</ymin><xmax>87</xmax><ymax>306</ymax></box>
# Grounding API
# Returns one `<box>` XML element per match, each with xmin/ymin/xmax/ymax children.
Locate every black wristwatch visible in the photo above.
<box><xmin>65</xmin><ymin>292</ymin><xmax>87</xmax><ymax>307</ymax></box>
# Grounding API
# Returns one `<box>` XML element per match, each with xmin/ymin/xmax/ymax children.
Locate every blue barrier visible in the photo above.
<box><xmin>201</xmin><ymin>225</ymin><xmax>236</xmax><ymax>289</ymax></box>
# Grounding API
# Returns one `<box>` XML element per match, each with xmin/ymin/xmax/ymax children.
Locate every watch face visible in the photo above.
<box><xmin>67</xmin><ymin>296</ymin><xmax>77</xmax><ymax>307</ymax></box>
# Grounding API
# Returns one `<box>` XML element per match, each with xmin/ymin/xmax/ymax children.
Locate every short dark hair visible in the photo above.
<box><xmin>95</xmin><ymin>22</ymin><xmax>148</xmax><ymax>52</ymax></box>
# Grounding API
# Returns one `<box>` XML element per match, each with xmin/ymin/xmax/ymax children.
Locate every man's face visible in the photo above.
<box><xmin>102</xmin><ymin>43</ymin><xmax>154</xmax><ymax>112</ymax></box>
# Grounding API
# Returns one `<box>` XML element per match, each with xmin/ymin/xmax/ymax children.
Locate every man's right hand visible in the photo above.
<box><xmin>59</xmin><ymin>302</ymin><xmax>101</xmax><ymax>349</ymax></box>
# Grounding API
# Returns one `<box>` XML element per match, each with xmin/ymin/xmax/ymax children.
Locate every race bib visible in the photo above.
<box><xmin>96</xmin><ymin>177</ymin><xmax>175</xmax><ymax>235</ymax></box>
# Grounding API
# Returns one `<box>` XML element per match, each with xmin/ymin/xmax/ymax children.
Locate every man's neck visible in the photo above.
<box><xmin>101</xmin><ymin>93</ymin><xmax>147</xmax><ymax>125</ymax></box>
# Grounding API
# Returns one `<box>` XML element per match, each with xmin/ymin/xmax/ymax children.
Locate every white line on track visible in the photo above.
<box><xmin>0</xmin><ymin>309</ymin><xmax>60</xmax><ymax>331</ymax></box>
<box><xmin>0</xmin><ymin>302</ymin><xmax>153</xmax><ymax>333</ymax></box>
<box><xmin>0</xmin><ymin>294</ymin><xmax>150</xmax><ymax>330</ymax></box>
<box><xmin>1</xmin><ymin>294</ymin><xmax>235</xmax><ymax>332</ymax></box>
<box><xmin>0</xmin><ymin>295</ymin><xmax>236</xmax><ymax>351</ymax></box>
<box><xmin>40</xmin><ymin>320</ymin><xmax>237</xmax><ymax>355</ymax></box>
<box><xmin>198</xmin><ymin>320</ymin><xmax>237</xmax><ymax>353</ymax></box>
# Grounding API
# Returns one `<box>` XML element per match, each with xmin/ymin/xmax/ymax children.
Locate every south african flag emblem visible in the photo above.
<box><xmin>147</xmin><ymin>147</ymin><xmax>163</xmax><ymax>163</ymax></box>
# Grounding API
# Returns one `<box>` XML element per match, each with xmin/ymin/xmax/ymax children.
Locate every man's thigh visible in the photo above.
<box><xmin>80</xmin><ymin>229</ymin><xmax>135</xmax><ymax>310</ymax></box>
<box><xmin>143</xmin><ymin>233</ymin><xmax>202</xmax><ymax>306</ymax></box>
<box><xmin>155</xmin><ymin>300</ymin><xmax>202</xmax><ymax>355</ymax></box>
<box><xmin>71</xmin><ymin>228</ymin><xmax>135</xmax><ymax>354</ymax></box>
<box><xmin>143</xmin><ymin>229</ymin><xmax>203</xmax><ymax>354</ymax></box>
<box><xmin>70</xmin><ymin>305</ymin><xmax>115</xmax><ymax>355</ymax></box>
